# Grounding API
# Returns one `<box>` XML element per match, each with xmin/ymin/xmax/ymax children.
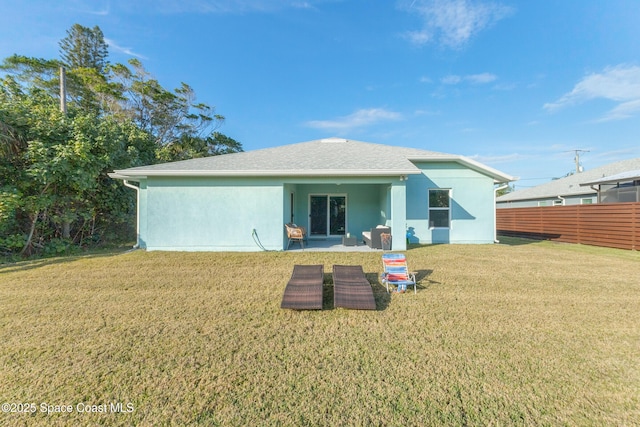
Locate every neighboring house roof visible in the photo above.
<box><xmin>497</xmin><ymin>157</ymin><xmax>640</xmax><ymax>202</ymax></box>
<box><xmin>111</xmin><ymin>137</ymin><xmax>514</xmax><ymax>183</ymax></box>
<box><xmin>580</xmin><ymin>169</ymin><xmax>640</xmax><ymax>186</ymax></box>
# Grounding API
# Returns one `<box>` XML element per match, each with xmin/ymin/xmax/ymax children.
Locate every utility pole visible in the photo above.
<box><xmin>60</xmin><ymin>66</ymin><xmax>71</xmax><ymax>240</ymax></box>
<box><xmin>59</xmin><ymin>66</ymin><xmax>67</xmax><ymax>114</ymax></box>
<box><xmin>566</xmin><ymin>149</ymin><xmax>589</xmax><ymax>173</ymax></box>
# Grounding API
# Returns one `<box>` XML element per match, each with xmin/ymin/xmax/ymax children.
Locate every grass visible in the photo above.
<box><xmin>1</xmin><ymin>239</ymin><xmax>639</xmax><ymax>426</ymax></box>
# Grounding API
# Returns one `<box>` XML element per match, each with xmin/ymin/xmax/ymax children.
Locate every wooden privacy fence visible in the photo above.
<box><xmin>496</xmin><ymin>202</ymin><xmax>640</xmax><ymax>250</ymax></box>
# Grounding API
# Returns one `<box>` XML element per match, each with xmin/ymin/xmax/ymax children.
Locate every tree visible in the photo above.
<box><xmin>109</xmin><ymin>59</ymin><xmax>226</xmax><ymax>148</ymax></box>
<box><xmin>156</xmin><ymin>132</ymin><xmax>243</xmax><ymax>162</ymax></box>
<box><xmin>496</xmin><ymin>184</ymin><xmax>515</xmax><ymax>197</ymax></box>
<box><xmin>0</xmin><ymin>76</ymin><xmax>154</xmax><ymax>256</ymax></box>
<box><xmin>0</xmin><ymin>55</ymin><xmax>62</xmax><ymax>95</ymax></box>
<box><xmin>59</xmin><ymin>24</ymin><xmax>109</xmax><ymax>72</ymax></box>
<box><xmin>0</xmin><ymin>23</ymin><xmax>243</xmax><ymax>256</ymax></box>
<box><xmin>2</xmin><ymin>25</ymin><xmax>238</xmax><ymax>160</ymax></box>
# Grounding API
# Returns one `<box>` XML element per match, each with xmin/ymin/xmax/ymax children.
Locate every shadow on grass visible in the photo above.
<box><xmin>0</xmin><ymin>247</ymin><xmax>137</xmax><ymax>274</ymax></box>
<box><xmin>414</xmin><ymin>269</ymin><xmax>440</xmax><ymax>291</ymax></box>
<box><xmin>405</xmin><ymin>243</ymin><xmax>449</xmax><ymax>251</ymax></box>
<box><xmin>369</xmin><ymin>278</ymin><xmax>392</xmax><ymax>311</ymax></box>
<box><xmin>496</xmin><ymin>236</ymin><xmax>547</xmax><ymax>246</ymax></box>
<box><xmin>319</xmin><ymin>273</ymin><xmax>392</xmax><ymax>311</ymax></box>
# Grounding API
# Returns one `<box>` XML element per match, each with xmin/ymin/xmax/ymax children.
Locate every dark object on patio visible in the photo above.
<box><xmin>380</xmin><ymin>233</ymin><xmax>392</xmax><ymax>251</ymax></box>
<box><xmin>281</xmin><ymin>265</ymin><xmax>324</xmax><ymax>310</ymax></box>
<box><xmin>333</xmin><ymin>265</ymin><xmax>376</xmax><ymax>310</ymax></box>
<box><xmin>362</xmin><ymin>226</ymin><xmax>391</xmax><ymax>249</ymax></box>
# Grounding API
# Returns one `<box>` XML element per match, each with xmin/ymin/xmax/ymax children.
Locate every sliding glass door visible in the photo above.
<box><xmin>309</xmin><ymin>195</ymin><xmax>346</xmax><ymax>237</ymax></box>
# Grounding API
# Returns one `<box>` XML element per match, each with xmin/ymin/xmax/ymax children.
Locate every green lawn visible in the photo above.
<box><xmin>1</xmin><ymin>240</ymin><xmax>639</xmax><ymax>426</ymax></box>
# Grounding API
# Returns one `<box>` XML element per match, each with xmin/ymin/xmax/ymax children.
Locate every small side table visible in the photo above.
<box><xmin>342</xmin><ymin>236</ymin><xmax>357</xmax><ymax>246</ymax></box>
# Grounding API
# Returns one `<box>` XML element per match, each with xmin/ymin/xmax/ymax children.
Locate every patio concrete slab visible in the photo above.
<box><xmin>286</xmin><ymin>239</ymin><xmax>380</xmax><ymax>252</ymax></box>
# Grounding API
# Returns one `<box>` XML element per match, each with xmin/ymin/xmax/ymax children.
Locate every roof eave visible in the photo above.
<box><xmin>497</xmin><ymin>189</ymin><xmax>596</xmax><ymax>202</ymax></box>
<box><xmin>580</xmin><ymin>178</ymin><xmax>640</xmax><ymax>187</ymax></box>
<box><xmin>407</xmin><ymin>155</ymin><xmax>516</xmax><ymax>183</ymax></box>
<box><xmin>109</xmin><ymin>169</ymin><xmax>422</xmax><ymax>180</ymax></box>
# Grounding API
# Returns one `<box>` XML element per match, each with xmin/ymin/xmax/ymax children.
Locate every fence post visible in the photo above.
<box><xmin>631</xmin><ymin>203</ymin><xmax>640</xmax><ymax>251</ymax></box>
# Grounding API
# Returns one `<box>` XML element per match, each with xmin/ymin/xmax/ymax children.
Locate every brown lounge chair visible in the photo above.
<box><xmin>332</xmin><ymin>265</ymin><xmax>376</xmax><ymax>310</ymax></box>
<box><xmin>280</xmin><ymin>265</ymin><xmax>324</xmax><ymax>310</ymax></box>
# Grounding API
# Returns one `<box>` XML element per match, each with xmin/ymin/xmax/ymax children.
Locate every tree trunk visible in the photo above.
<box><xmin>21</xmin><ymin>210</ymin><xmax>41</xmax><ymax>256</ymax></box>
<box><xmin>62</xmin><ymin>220</ymin><xmax>71</xmax><ymax>239</ymax></box>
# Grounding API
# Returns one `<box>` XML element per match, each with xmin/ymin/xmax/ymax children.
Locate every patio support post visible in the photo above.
<box><xmin>390</xmin><ymin>180</ymin><xmax>407</xmax><ymax>251</ymax></box>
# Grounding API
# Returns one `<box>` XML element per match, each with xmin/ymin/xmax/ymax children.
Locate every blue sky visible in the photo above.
<box><xmin>1</xmin><ymin>0</ymin><xmax>640</xmax><ymax>188</ymax></box>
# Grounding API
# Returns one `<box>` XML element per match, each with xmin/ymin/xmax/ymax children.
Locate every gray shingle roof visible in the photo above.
<box><xmin>580</xmin><ymin>169</ymin><xmax>640</xmax><ymax>186</ymax></box>
<box><xmin>497</xmin><ymin>157</ymin><xmax>640</xmax><ymax>202</ymax></box>
<box><xmin>111</xmin><ymin>137</ymin><xmax>513</xmax><ymax>182</ymax></box>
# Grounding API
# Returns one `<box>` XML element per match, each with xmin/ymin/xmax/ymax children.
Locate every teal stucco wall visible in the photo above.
<box><xmin>136</xmin><ymin>176</ymin><xmax>403</xmax><ymax>251</ymax></box>
<box><xmin>139</xmin><ymin>177</ymin><xmax>284</xmax><ymax>251</ymax></box>
<box><xmin>406</xmin><ymin>162</ymin><xmax>496</xmax><ymax>244</ymax></box>
<box><xmin>131</xmin><ymin>164</ymin><xmax>497</xmax><ymax>251</ymax></box>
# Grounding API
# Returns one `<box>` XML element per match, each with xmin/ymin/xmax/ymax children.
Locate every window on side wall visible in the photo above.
<box><xmin>428</xmin><ymin>189</ymin><xmax>450</xmax><ymax>228</ymax></box>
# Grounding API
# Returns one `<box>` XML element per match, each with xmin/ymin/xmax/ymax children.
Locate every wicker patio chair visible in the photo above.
<box><xmin>285</xmin><ymin>223</ymin><xmax>306</xmax><ymax>250</ymax></box>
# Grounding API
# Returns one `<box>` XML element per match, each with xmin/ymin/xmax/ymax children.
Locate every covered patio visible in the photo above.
<box><xmin>285</xmin><ymin>238</ymin><xmax>382</xmax><ymax>252</ymax></box>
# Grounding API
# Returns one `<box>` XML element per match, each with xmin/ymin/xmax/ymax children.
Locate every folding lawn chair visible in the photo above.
<box><xmin>381</xmin><ymin>253</ymin><xmax>417</xmax><ymax>294</ymax></box>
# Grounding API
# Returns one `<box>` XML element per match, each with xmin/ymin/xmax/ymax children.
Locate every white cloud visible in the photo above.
<box><xmin>105</xmin><ymin>38</ymin><xmax>148</xmax><ymax>59</ymax></box>
<box><xmin>413</xmin><ymin>108</ymin><xmax>439</xmax><ymax>116</ymax></box>
<box><xmin>87</xmin><ymin>7</ymin><xmax>110</xmax><ymax>16</ymax></box>
<box><xmin>405</xmin><ymin>30</ymin><xmax>432</xmax><ymax>45</ymax></box>
<box><xmin>441</xmin><ymin>72</ymin><xmax>497</xmax><ymax>84</ymax></box>
<box><xmin>493</xmin><ymin>82</ymin><xmax>516</xmax><ymax>91</ymax></box>
<box><xmin>399</xmin><ymin>0</ymin><xmax>514</xmax><ymax>49</ymax></box>
<box><xmin>441</xmin><ymin>75</ymin><xmax>462</xmax><ymax>84</ymax></box>
<box><xmin>306</xmin><ymin>108</ymin><xmax>403</xmax><ymax>131</ymax></box>
<box><xmin>601</xmin><ymin>99</ymin><xmax>640</xmax><ymax>121</ymax></box>
<box><xmin>544</xmin><ymin>64</ymin><xmax>640</xmax><ymax>121</ymax></box>
<box><xmin>466</xmin><ymin>72</ymin><xmax>497</xmax><ymax>84</ymax></box>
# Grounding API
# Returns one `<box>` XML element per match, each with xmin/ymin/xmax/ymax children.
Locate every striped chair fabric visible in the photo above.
<box><xmin>381</xmin><ymin>253</ymin><xmax>417</xmax><ymax>294</ymax></box>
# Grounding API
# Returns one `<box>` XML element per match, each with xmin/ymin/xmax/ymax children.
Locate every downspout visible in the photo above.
<box><xmin>123</xmin><ymin>180</ymin><xmax>140</xmax><ymax>249</ymax></box>
<box><xmin>590</xmin><ymin>185</ymin><xmax>600</xmax><ymax>203</ymax></box>
<box><xmin>494</xmin><ymin>184</ymin><xmax>509</xmax><ymax>243</ymax></box>
<box><xmin>557</xmin><ymin>195</ymin><xmax>565</xmax><ymax>205</ymax></box>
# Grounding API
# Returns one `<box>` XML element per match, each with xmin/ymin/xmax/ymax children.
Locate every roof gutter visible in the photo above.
<box><xmin>590</xmin><ymin>185</ymin><xmax>600</xmax><ymax>203</ymax></box>
<box><xmin>109</xmin><ymin>169</ymin><xmax>422</xmax><ymax>180</ymax></box>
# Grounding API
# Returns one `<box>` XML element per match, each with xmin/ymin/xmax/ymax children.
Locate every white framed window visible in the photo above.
<box><xmin>428</xmin><ymin>189</ymin><xmax>450</xmax><ymax>228</ymax></box>
<box><xmin>581</xmin><ymin>198</ymin><xmax>593</xmax><ymax>204</ymax></box>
